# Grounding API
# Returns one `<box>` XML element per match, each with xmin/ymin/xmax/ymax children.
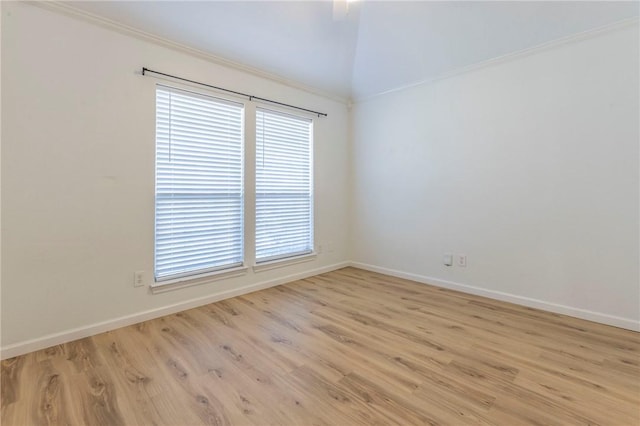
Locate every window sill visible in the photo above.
<box><xmin>252</xmin><ymin>252</ymin><xmax>317</xmax><ymax>273</ymax></box>
<box><xmin>150</xmin><ymin>265</ymin><xmax>248</xmax><ymax>294</ymax></box>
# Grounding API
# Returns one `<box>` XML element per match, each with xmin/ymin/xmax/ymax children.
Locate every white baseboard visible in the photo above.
<box><xmin>349</xmin><ymin>261</ymin><xmax>640</xmax><ymax>332</ymax></box>
<box><xmin>0</xmin><ymin>261</ymin><xmax>350</xmax><ymax>360</ymax></box>
<box><xmin>3</xmin><ymin>259</ymin><xmax>637</xmax><ymax>359</ymax></box>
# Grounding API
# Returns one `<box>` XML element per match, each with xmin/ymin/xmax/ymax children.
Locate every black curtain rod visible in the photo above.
<box><xmin>142</xmin><ymin>67</ymin><xmax>328</xmax><ymax>118</ymax></box>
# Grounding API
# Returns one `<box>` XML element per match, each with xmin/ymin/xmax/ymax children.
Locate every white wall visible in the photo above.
<box><xmin>1</xmin><ymin>2</ymin><xmax>350</xmax><ymax>353</ymax></box>
<box><xmin>351</xmin><ymin>23</ymin><xmax>640</xmax><ymax>329</ymax></box>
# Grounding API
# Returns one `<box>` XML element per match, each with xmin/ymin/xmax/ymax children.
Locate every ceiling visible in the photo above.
<box><xmin>63</xmin><ymin>1</ymin><xmax>639</xmax><ymax>101</ymax></box>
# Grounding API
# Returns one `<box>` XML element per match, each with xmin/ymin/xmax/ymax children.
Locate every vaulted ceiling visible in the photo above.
<box><xmin>63</xmin><ymin>1</ymin><xmax>639</xmax><ymax>101</ymax></box>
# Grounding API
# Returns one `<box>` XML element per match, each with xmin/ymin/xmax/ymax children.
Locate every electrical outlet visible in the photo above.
<box><xmin>134</xmin><ymin>271</ymin><xmax>145</xmax><ymax>287</ymax></box>
<box><xmin>456</xmin><ymin>255</ymin><xmax>467</xmax><ymax>267</ymax></box>
<box><xmin>443</xmin><ymin>253</ymin><xmax>453</xmax><ymax>266</ymax></box>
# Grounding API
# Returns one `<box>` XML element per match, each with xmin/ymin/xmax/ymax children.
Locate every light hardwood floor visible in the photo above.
<box><xmin>2</xmin><ymin>267</ymin><xmax>639</xmax><ymax>425</ymax></box>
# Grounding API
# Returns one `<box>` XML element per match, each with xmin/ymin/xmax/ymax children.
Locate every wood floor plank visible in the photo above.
<box><xmin>2</xmin><ymin>267</ymin><xmax>639</xmax><ymax>425</ymax></box>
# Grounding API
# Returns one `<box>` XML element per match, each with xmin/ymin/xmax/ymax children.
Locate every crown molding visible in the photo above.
<box><xmin>354</xmin><ymin>16</ymin><xmax>639</xmax><ymax>104</ymax></box>
<box><xmin>30</xmin><ymin>1</ymin><xmax>350</xmax><ymax>105</ymax></box>
<box><xmin>22</xmin><ymin>2</ymin><xmax>640</xmax><ymax>110</ymax></box>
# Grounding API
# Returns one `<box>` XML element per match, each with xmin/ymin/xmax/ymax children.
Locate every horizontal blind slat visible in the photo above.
<box><xmin>255</xmin><ymin>109</ymin><xmax>313</xmax><ymax>263</ymax></box>
<box><xmin>155</xmin><ymin>86</ymin><xmax>244</xmax><ymax>281</ymax></box>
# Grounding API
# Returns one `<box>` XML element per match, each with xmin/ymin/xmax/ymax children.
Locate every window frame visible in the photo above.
<box><xmin>152</xmin><ymin>84</ymin><xmax>248</xmax><ymax>287</ymax></box>
<box><xmin>149</xmin><ymin>83</ymin><xmax>319</xmax><ymax>291</ymax></box>
<box><xmin>254</xmin><ymin>106</ymin><xmax>316</xmax><ymax>266</ymax></box>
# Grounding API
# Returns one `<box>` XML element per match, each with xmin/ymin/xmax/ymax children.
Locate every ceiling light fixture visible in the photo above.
<box><xmin>333</xmin><ymin>0</ymin><xmax>357</xmax><ymax>21</ymax></box>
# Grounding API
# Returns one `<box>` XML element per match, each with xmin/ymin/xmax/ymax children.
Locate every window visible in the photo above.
<box><xmin>256</xmin><ymin>108</ymin><xmax>313</xmax><ymax>263</ymax></box>
<box><xmin>155</xmin><ymin>86</ymin><xmax>244</xmax><ymax>282</ymax></box>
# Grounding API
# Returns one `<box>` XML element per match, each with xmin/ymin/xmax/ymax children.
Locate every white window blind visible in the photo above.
<box><xmin>155</xmin><ymin>86</ymin><xmax>244</xmax><ymax>281</ymax></box>
<box><xmin>256</xmin><ymin>108</ymin><xmax>313</xmax><ymax>262</ymax></box>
